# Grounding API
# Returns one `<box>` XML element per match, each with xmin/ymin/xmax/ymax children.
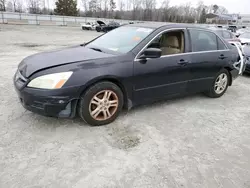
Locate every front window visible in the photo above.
<box><xmin>146</xmin><ymin>30</ymin><xmax>185</xmax><ymax>56</ymax></box>
<box><xmin>86</xmin><ymin>26</ymin><xmax>153</xmax><ymax>54</ymax></box>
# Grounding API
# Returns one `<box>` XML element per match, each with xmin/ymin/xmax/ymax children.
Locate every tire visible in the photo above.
<box><xmin>96</xmin><ymin>27</ymin><xmax>101</xmax><ymax>32</ymax></box>
<box><xmin>78</xmin><ymin>81</ymin><xmax>124</xmax><ymax>126</ymax></box>
<box><xmin>205</xmin><ymin>69</ymin><xmax>230</xmax><ymax>98</ymax></box>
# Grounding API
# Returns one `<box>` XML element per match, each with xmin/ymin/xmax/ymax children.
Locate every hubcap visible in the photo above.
<box><xmin>89</xmin><ymin>90</ymin><xmax>119</xmax><ymax>121</ymax></box>
<box><xmin>214</xmin><ymin>73</ymin><xmax>228</xmax><ymax>94</ymax></box>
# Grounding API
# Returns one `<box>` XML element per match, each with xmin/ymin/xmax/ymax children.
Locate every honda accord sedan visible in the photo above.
<box><xmin>14</xmin><ymin>23</ymin><xmax>241</xmax><ymax>126</ymax></box>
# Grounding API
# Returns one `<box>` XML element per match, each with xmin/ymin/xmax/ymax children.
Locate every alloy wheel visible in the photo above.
<box><xmin>214</xmin><ymin>73</ymin><xmax>228</xmax><ymax>94</ymax></box>
<box><xmin>89</xmin><ymin>90</ymin><xmax>119</xmax><ymax>121</ymax></box>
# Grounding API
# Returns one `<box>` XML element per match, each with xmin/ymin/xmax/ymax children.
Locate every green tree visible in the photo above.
<box><xmin>199</xmin><ymin>8</ymin><xmax>207</xmax><ymax>23</ymax></box>
<box><xmin>54</xmin><ymin>0</ymin><xmax>78</xmax><ymax>16</ymax></box>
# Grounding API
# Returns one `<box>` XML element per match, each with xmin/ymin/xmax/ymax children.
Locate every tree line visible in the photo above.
<box><xmin>0</xmin><ymin>0</ymin><xmax>228</xmax><ymax>23</ymax></box>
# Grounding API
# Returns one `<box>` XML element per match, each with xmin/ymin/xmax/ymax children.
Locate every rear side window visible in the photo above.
<box><xmin>189</xmin><ymin>29</ymin><xmax>217</xmax><ymax>52</ymax></box>
<box><xmin>223</xmin><ymin>31</ymin><xmax>232</xmax><ymax>39</ymax></box>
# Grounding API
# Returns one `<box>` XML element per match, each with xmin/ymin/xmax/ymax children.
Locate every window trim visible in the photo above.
<box><xmin>134</xmin><ymin>28</ymin><xmax>187</xmax><ymax>61</ymax></box>
<box><xmin>188</xmin><ymin>28</ymin><xmax>229</xmax><ymax>53</ymax></box>
<box><xmin>134</xmin><ymin>28</ymin><xmax>230</xmax><ymax>62</ymax></box>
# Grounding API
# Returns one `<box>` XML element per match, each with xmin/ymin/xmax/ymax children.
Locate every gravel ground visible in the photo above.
<box><xmin>1</xmin><ymin>24</ymin><xmax>250</xmax><ymax>188</ymax></box>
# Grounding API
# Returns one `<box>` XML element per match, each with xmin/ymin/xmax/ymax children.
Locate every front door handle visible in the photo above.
<box><xmin>218</xmin><ymin>54</ymin><xmax>227</xmax><ymax>60</ymax></box>
<box><xmin>177</xmin><ymin>59</ymin><xmax>189</xmax><ymax>66</ymax></box>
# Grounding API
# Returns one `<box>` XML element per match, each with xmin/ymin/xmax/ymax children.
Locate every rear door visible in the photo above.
<box><xmin>186</xmin><ymin>29</ymin><xmax>230</xmax><ymax>93</ymax></box>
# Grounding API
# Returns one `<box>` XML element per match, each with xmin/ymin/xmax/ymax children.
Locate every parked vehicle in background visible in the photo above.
<box><xmin>81</xmin><ymin>22</ymin><xmax>96</xmax><ymax>30</ymax></box>
<box><xmin>95</xmin><ymin>20</ymin><xmax>120</xmax><ymax>32</ymax></box>
<box><xmin>208</xmin><ymin>27</ymin><xmax>241</xmax><ymax>43</ymax></box>
<box><xmin>13</xmin><ymin>23</ymin><xmax>241</xmax><ymax>126</ymax></box>
<box><xmin>243</xmin><ymin>46</ymin><xmax>250</xmax><ymax>73</ymax></box>
<box><xmin>227</xmin><ymin>25</ymin><xmax>237</xmax><ymax>33</ymax></box>
<box><xmin>237</xmin><ymin>32</ymin><xmax>250</xmax><ymax>73</ymax></box>
<box><xmin>236</xmin><ymin>27</ymin><xmax>249</xmax><ymax>36</ymax></box>
<box><xmin>238</xmin><ymin>32</ymin><xmax>250</xmax><ymax>45</ymax></box>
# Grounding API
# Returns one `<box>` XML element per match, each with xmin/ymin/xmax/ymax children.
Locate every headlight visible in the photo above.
<box><xmin>27</xmin><ymin>72</ymin><xmax>73</xmax><ymax>89</ymax></box>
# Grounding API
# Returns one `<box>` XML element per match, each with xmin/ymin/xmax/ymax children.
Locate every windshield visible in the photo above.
<box><xmin>86</xmin><ymin>26</ymin><xmax>153</xmax><ymax>54</ymax></box>
<box><xmin>240</xmin><ymin>33</ymin><xmax>250</xmax><ymax>39</ymax></box>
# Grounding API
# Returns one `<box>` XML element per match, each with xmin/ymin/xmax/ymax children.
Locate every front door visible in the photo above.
<box><xmin>133</xmin><ymin>29</ymin><xmax>191</xmax><ymax>104</ymax></box>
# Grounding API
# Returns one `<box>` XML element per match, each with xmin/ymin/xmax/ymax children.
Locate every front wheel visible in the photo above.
<box><xmin>78</xmin><ymin>82</ymin><xmax>124</xmax><ymax>126</ymax></box>
<box><xmin>205</xmin><ymin>69</ymin><xmax>230</xmax><ymax>98</ymax></box>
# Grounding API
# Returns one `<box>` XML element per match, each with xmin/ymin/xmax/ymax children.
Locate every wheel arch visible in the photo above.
<box><xmin>78</xmin><ymin>76</ymin><xmax>131</xmax><ymax>110</ymax></box>
<box><xmin>224</xmin><ymin>67</ymin><xmax>233</xmax><ymax>86</ymax></box>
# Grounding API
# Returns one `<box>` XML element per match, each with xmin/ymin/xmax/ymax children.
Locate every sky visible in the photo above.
<box><xmin>167</xmin><ymin>0</ymin><xmax>250</xmax><ymax>14</ymax></box>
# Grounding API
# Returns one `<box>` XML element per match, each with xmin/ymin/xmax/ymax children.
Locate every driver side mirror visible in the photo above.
<box><xmin>140</xmin><ymin>48</ymin><xmax>162</xmax><ymax>59</ymax></box>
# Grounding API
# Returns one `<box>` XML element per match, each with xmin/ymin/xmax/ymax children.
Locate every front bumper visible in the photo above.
<box><xmin>14</xmin><ymin>76</ymin><xmax>80</xmax><ymax>118</ymax></box>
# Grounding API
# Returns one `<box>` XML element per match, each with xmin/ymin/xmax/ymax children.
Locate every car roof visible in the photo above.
<box><xmin>127</xmin><ymin>22</ymin><xmax>208</xmax><ymax>30</ymax></box>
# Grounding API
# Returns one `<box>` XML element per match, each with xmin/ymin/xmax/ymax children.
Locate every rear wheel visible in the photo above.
<box><xmin>78</xmin><ymin>82</ymin><xmax>123</xmax><ymax>126</ymax></box>
<box><xmin>205</xmin><ymin>69</ymin><xmax>229</xmax><ymax>98</ymax></box>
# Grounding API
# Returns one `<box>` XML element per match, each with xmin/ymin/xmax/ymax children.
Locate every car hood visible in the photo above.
<box><xmin>18</xmin><ymin>46</ymin><xmax>114</xmax><ymax>78</ymax></box>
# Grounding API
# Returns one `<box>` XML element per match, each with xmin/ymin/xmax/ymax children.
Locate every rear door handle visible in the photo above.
<box><xmin>177</xmin><ymin>59</ymin><xmax>189</xmax><ymax>66</ymax></box>
<box><xmin>219</xmin><ymin>54</ymin><xmax>227</xmax><ymax>60</ymax></box>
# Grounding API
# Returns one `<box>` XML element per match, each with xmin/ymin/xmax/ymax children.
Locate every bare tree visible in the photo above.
<box><xmin>161</xmin><ymin>0</ymin><xmax>170</xmax><ymax>22</ymax></box>
<box><xmin>118</xmin><ymin>0</ymin><xmax>124</xmax><ymax>11</ymax></box>
<box><xmin>103</xmin><ymin>0</ymin><xmax>108</xmax><ymax>17</ymax></box>
<box><xmin>141</xmin><ymin>0</ymin><xmax>156</xmax><ymax>20</ymax></box>
<box><xmin>196</xmin><ymin>0</ymin><xmax>205</xmax><ymax>22</ymax></box>
<box><xmin>16</xmin><ymin>0</ymin><xmax>23</xmax><ymax>12</ymax></box>
<box><xmin>109</xmin><ymin>0</ymin><xmax>115</xmax><ymax>18</ymax></box>
<box><xmin>217</xmin><ymin>6</ymin><xmax>228</xmax><ymax>14</ymax></box>
<box><xmin>81</xmin><ymin>0</ymin><xmax>89</xmax><ymax>12</ymax></box>
<box><xmin>6</xmin><ymin>1</ymin><xmax>13</xmax><ymax>11</ymax></box>
<box><xmin>0</xmin><ymin>0</ymin><xmax>7</xmax><ymax>11</ymax></box>
<box><xmin>130</xmin><ymin>0</ymin><xmax>142</xmax><ymax>20</ymax></box>
<box><xmin>27</xmin><ymin>0</ymin><xmax>41</xmax><ymax>13</ymax></box>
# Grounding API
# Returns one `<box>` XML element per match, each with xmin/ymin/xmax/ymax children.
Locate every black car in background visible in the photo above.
<box><xmin>95</xmin><ymin>20</ymin><xmax>120</xmax><ymax>32</ymax></box>
<box><xmin>14</xmin><ymin>23</ymin><xmax>241</xmax><ymax>126</ymax></box>
<box><xmin>227</xmin><ymin>25</ymin><xmax>237</xmax><ymax>33</ymax></box>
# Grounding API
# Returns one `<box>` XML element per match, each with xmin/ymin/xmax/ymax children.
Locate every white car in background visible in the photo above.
<box><xmin>236</xmin><ymin>28</ymin><xmax>249</xmax><ymax>36</ymax></box>
<box><xmin>238</xmin><ymin>32</ymin><xmax>250</xmax><ymax>45</ymax></box>
<box><xmin>81</xmin><ymin>22</ymin><xmax>97</xmax><ymax>30</ymax></box>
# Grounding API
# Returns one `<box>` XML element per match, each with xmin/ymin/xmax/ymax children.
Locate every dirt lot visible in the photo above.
<box><xmin>1</xmin><ymin>24</ymin><xmax>250</xmax><ymax>188</ymax></box>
